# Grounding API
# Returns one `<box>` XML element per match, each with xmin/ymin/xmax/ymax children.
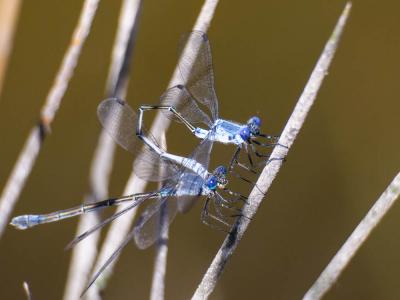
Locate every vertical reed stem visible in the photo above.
<box><xmin>0</xmin><ymin>0</ymin><xmax>100</xmax><ymax>239</ymax></box>
<box><xmin>63</xmin><ymin>1</ymin><xmax>143</xmax><ymax>299</ymax></box>
<box><xmin>150</xmin><ymin>134</ymin><xmax>169</xmax><ymax>300</ymax></box>
<box><xmin>88</xmin><ymin>0</ymin><xmax>220</xmax><ymax>295</ymax></box>
<box><xmin>0</xmin><ymin>0</ymin><xmax>21</xmax><ymax>98</ymax></box>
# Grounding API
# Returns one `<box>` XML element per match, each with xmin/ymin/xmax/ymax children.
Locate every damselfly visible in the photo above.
<box><xmin>138</xmin><ymin>31</ymin><xmax>285</xmax><ymax>180</ymax></box>
<box><xmin>11</xmin><ymin>105</ymin><xmax>246</xmax><ymax>293</ymax></box>
<box><xmin>10</xmin><ymin>135</ymin><xmax>242</xmax><ymax>234</ymax></box>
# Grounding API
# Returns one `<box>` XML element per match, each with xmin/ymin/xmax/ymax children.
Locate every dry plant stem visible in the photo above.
<box><xmin>63</xmin><ymin>211</ymin><xmax>101</xmax><ymax>300</ymax></box>
<box><xmin>0</xmin><ymin>0</ymin><xmax>21</xmax><ymax>98</ymax></box>
<box><xmin>303</xmin><ymin>172</ymin><xmax>400</xmax><ymax>300</ymax></box>
<box><xmin>192</xmin><ymin>3</ymin><xmax>352</xmax><ymax>299</ymax></box>
<box><xmin>150</xmin><ymin>201</ymin><xmax>169</xmax><ymax>300</ymax></box>
<box><xmin>88</xmin><ymin>0</ymin><xmax>220</xmax><ymax>294</ymax></box>
<box><xmin>63</xmin><ymin>1</ymin><xmax>143</xmax><ymax>299</ymax></box>
<box><xmin>23</xmin><ymin>281</ymin><xmax>33</xmax><ymax>300</ymax></box>
<box><xmin>0</xmin><ymin>0</ymin><xmax>100</xmax><ymax>239</ymax></box>
<box><xmin>150</xmin><ymin>134</ymin><xmax>169</xmax><ymax>300</ymax></box>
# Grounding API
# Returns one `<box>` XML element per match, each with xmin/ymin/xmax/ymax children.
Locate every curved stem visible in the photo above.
<box><xmin>303</xmin><ymin>172</ymin><xmax>400</xmax><ymax>300</ymax></box>
<box><xmin>192</xmin><ymin>3</ymin><xmax>352</xmax><ymax>299</ymax></box>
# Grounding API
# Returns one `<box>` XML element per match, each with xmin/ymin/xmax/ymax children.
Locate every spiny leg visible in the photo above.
<box><xmin>214</xmin><ymin>193</ymin><xmax>254</xmax><ymax>223</ymax></box>
<box><xmin>257</xmin><ymin>133</ymin><xmax>281</xmax><ymax>144</ymax></box>
<box><xmin>244</xmin><ymin>143</ymin><xmax>257</xmax><ymax>173</ymax></box>
<box><xmin>201</xmin><ymin>198</ymin><xmax>230</xmax><ymax>233</ymax></box>
<box><xmin>228</xmin><ymin>146</ymin><xmax>242</xmax><ymax>172</ymax></box>
<box><xmin>243</xmin><ymin>143</ymin><xmax>260</xmax><ymax>174</ymax></box>
<box><xmin>227</xmin><ymin>151</ymin><xmax>266</xmax><ymax>195</ymax></box>
<box><xmin>229</xmin><ymin>212</ymin><xmax>252</xmax><ymax>221</ymax></box>
<box><xmin>248</xmin><ymin>141</ymin><xmax>273</xmax><ymax>159</ymax></box>
<box><xmin>251</xmin><ymin>134</ymin><xmax>288</xmax><ymax>157</ymax></box>
<box><xmin>202</xmin><ymin>213</ymin><xmax>231</xmax><ymax>233</ymax></box>
<box><xmin>229</xmin><ymin>146</ymin><xmax>258</xmax><ymax>174</ymax></box>
<box><xmin>252</xmin><ymin>139</ymin><xmax>286</xmax><ymax>148</ymax></box>
<box><xmin>229</xmin><ymin>168</ymin><xmax>257</xmax><ymax>186</ymax></box>
<box><xmin>222</xmin><ymin>187</ymin><xmax>248</xmax><ymax>204</ymax></box>
<box><xmin>248</xmin><ymin>141</ymin><xmax>288</xmax><ymax>172</ymax></box>
<box><xmin>228</xmin><ymin>168</ymin><xmax>266</xmax><ymax>196</ymax></box>
<box><xmin>228</xmin><ymin>147</ymin><xmax>261</xmax><ymax>189</ymax></box>
<box><xmin>214</xmin><ymin>193</ymin><xmax>244</xmax><ymax>216</ymax></box>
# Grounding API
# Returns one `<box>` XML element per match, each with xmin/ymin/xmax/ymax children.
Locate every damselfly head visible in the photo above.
<box><xmin>247</xmin><ymin>116</ymin><xmax>261</xmax><ymax>136</ymax></box>
<box><xmin>213</xmin><ymin>166</ymin><xmax>228</xmax><ymax>189</ymax></box>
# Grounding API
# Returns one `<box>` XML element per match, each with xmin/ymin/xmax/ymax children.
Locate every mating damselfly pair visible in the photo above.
<box><xmin>10</xmin><ymin>31</ymin><xmax>283</xmax><ymax>291</ymax></box>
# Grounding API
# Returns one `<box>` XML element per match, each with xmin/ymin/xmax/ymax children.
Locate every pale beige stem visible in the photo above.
<box><xmin>150</xmin><ymin>134</ymin><xmax>169</xmax><ymax>300</ymax></box>
<box><xmin>0</xmin><ymin>0</ymin><xmax>100</xmax><ymax>239</ymax></box>
<box><xmin>63</xmin><ymin>0</ymin><xmax>143</xmax><ymax>299</ymax></box>
<box><xmin>303</xmin><ymin>172</ymin><xmax>400</xmax><ymax>300</ymax></box>
<box><xmin>0</xmin><ymin>0</ymin><xmax>21</xmax><ymax>98</ymax></box>
<box><xmin>88</xmin><ymin>0</ymin><xmax>220</xmax><ymax>295</ymax></box>
<box><xmin>192</xmin><ymin>3</ymin><xmax>352</xmax><ymax>299</ymax></box>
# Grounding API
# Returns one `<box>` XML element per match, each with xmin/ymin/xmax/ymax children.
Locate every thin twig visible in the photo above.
<box><xmin>192</xmin><ymin>3</ymin><xmax>352</xmax><ymax>299</ymax></box>
<box><xmin>303</xmin><ymin>172</ymin><xmax>400</xmax><ymax>300</ymax></box>
<box><xmin>23</xmin><ymin>281</ymin><xmax>33</xmax><ymax>300</ymax></box>
<box><xmin>88</xmin><ymin>0</ymin><xmax>220</xmax><ymax>294</ymax></box>
<box><xmin>0</xmin><ymin>0</ymin><xmax>100</xmax><ymax>239</ymax></box>
<box><xmin>0</xmin><ymin>0</ymin><xmax>21</xmax><ymax>99</ymax></box>
<box><xmin>63</xmin><ymin>212</ymin><xmax>101</xmax><ymax>300</ymax></box>
<box><xmin>63</xmin><ymin>1</ymin><xmax>143</xmax><ymax>299</ymax></box>
<box><xmin>150</xmin><ymin>134</ymin><xmax>169</xmax><ymax>300</ymax></box>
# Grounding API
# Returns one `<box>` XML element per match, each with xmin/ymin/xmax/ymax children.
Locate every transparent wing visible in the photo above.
<box><xmin>133</xmin><ymin>192</ymin><xmax>178</xmax><ymax>249</ymax></box>
<box><xmin>185</xmin><ymin>128</ymin><xmax>215</xmax><ymax>171</ymax></box>
<box><xmin>176</xmin><ymin>173</ymin><xmax>203</xmax><ymax>213</ymax></box>
<box><xmin>81</xmin><ymin>227</ymin><xmax>137</xmax><ymax>296</ymax></box>
<box><xmin>177</xmin><ymin>195</ymin><xmax>198</xmax><ymax>213</ymax></box>
<box><xmin>177</xmin><ymin>130</ymin><xmax>216</xmax><ymax>212</ymax></box>
<box><xmin>97</xmin><ymin>97</ymin><xmax>141</xmax><ymax>154</ymax></box>
<box><xmin>160</xmin><ymin>85</ymin><xmax>212</xmax><ymax>127</ymax></box>
<box><xmin>178</xmin><ymin>31</ymin><xmax>219</xmax><ymax>121</ymax></box>
<box><xmin>66</xmin><ymin>193</ymin><xmax>155</xmax><ymax>250</ymax></box>
<box><xmin>98</xmin><ymin>98</ymin><xmax>178</xmax><ymax>182</ymax></box>
<box><xmin>133</xmin><ymin>146</ymin><xmax>180</xmax><ymax>182</ymax></box>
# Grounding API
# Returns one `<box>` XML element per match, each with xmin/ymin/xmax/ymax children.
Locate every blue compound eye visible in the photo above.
<box><xmin>248</xmin><ymin>116</ymin><xmax>261</xmax><ymax>127</ymax></box>
<box><xmin>206</xmin><ymin>176</ymin><xmax>218</xmax><ymax>190</ymax></box>
<box><xmin>239</xmin><ymin>127</ymin><xmax>250</xmax><ymax>141</ymax></box>
<box><xmin>214</xmin><ymin>166</ymin><xmax>227</xmax><ymax>176</ymax></box>
<box><xmin>253</xmin><ymin>116</ymin><xmax>261</xmax><ymax>126</ymax></box>
<box><xmin>247</xmin><ymin>116</ymin><xmax>261</xmax><ymax>136</ymax></box>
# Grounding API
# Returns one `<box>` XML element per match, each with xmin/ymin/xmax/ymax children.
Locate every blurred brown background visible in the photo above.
<box><xmin>1</xmin><ymin>0</ymin><xmax>400</xmax><ymax>299</ymax></box>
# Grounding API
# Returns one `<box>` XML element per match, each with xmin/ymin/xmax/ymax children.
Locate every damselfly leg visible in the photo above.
<box><xmin>201</xmin><ymin>197</ymin><xmax>231</xmax><ymax>233</ymax></box>
<box><xmin>250</xmin><ymin>134</ymin><xmax>288</xmax><ymax>157</ymax></box>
